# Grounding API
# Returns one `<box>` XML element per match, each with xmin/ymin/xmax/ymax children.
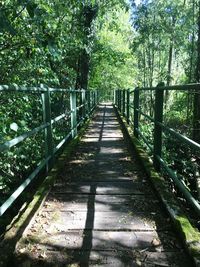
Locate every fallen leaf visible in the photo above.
<box><xmin>19</xmin><ymin>248</ymin><xmax>26</xmax><ymax>254</ymax></box>
<box><xmin>152</xmin><ymin>238</ymin><xmax>161</xmax><ymax>246</ymax></box>
<box><xmin>39</xmin><ymin>252</ymin><xmax>47</xmax><ymax>259</ymax></box>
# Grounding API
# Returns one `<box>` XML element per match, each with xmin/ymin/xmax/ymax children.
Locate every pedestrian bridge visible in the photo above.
<box><xmin>0</xmin><ymin>84</ymin><xmax>200</xmax><ymax>267</ymax></box>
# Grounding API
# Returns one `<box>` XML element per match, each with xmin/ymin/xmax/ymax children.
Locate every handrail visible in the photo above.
<box><xmin>0</xmin><ymin>85</ymin><xmax>99</xmax><ymax>216</ymax></box>
<box><xmin>135</xmin><ymin>83</ymin><xmax>200</xmax><ymax>91</ymax></box>
<box><xmin>114</xmin><ymin>84</ymin><xmax>200</xmax><ymax>216</ymax></box>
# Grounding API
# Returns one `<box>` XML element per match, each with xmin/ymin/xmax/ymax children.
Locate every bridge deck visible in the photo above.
<box><xmin>15</xmin><ymin>104</ymin><xmax>191</xmax><ymax>266</ymax></box>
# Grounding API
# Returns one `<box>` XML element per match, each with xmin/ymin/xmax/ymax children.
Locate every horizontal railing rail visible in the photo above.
<box><xmin>114</xmin><ymin>84</ymin><xmax>200</xmax><ymax>216</ymax></box>
<box><xmin>0</xmin><ymin>85</ymin><xmax>99</xmax><ymax>216</ymax></box>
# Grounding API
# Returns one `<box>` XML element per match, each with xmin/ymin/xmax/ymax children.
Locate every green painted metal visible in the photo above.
<box><xmin>158</xmin><ymin>122</ymin><xmax>200</xmax><ymax>152</ymax></box>
<box><xmin>115</xmin><ymin>83</ymin><xmax>200</xmax><ymax>215</ymax></box>
<box><xmin>138</xmin><ymin>109</ymin><xmax>154</xmax><ymax>123</ymax></box>
<box><xmin>42</xmin><ymin>87</ymin><xmax>54</xmax><ymax>171</ymax></box>
<box><xmin>87</xmin><ymin>91</ymin><xmax>91</xmax><ymax>116</ymax></box>
<box><xmin>70</xmin><ymin>90</ymin><xmax>77</xmax><ymax>138</ymax></box>
<box><xmin>0</xmin><ymin>84</ymin><xmax>47</xmax><ymax>93</ymax></box>
<box><xmin>54</xmin><ymin>132</ymin><xmax>72</xmax><ymax>153</ymax></box>
<box><xmin>122</xmin><ymin>90</ymin><xmax>126</xmax><ymax>116</ymax></box>
<box><xmin>117</xmin><ymin>90</ymin><xmax>119</xmax><ymax>107</ymax></box>
<box><xmin>135</xmin><ymin>128</ymin><xmax>153</xmax><ymax>152</ymax></box>
<box><xmin>0</xmin><ymin>155</ymin><xmax>50</xmax><ymax>216</ymax></box>
<box><xmin>0</xmin><ymin>85</ymin><xmax>98</xmax><ymax>216</ymax></box>
<box><xmin>118</xmin><ymin>90</ymin><xmax>121</xmax><ymax>112</ymax></box>
<box><xmin>137</xmin><ymin>83</ymin><xmax>200</xmax><ymax>92</ymax></box>
<box><xmin>157</xmin><ymin>155</ymin><xmax>200</xmax><ymax>216</ymax></box>
<box><xmin>153</xmin><ymin>84</ymin><xmax>164</xmax><ymax>171</ymax></box>
<box><xmin>0</xmin><ymin>123</ymin><xmax>48</xmax><ymax>152</ymax></box>
<box><xmin>126</xmin><ymin>90</ymin><xmax>130</xmax><ymax>124</ymax></box>
<box><xmin>134</xmin><ymin>88</ymin><xmax>139</xmax><ymax>138</ymax></box>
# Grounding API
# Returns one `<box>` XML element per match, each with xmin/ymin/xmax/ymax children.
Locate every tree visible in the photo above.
<box><xmin>193</xmin><ymin>0</ymin><xmax>200</xmax><ymax>143</ymax></box>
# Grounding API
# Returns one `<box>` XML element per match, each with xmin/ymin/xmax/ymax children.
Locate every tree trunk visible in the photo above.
<box><xmin>75</xmin><ymin>4</ymin><xmax>98</xmax><ymax>90</ymax></box>
<box><xmin>143</xmin><ymin>45</ymin><xmax>146</xmax><ymax>87</ymax></box>
<box><xmin>193</xmin><ymin>0</ymin><xmax>200</xmax><ymax>143</ymax></box>
<box><xmin>167</xmin><ymin>42</ymin><xmax>173</xmax><ymax>86</ymax></box>
<box><xmin>194</xmin><ymin>0</ymin><xmax>200</xmax><ymax>200</ymax></box>
<box><xmin>76</xmin><ymin>49</ymin><xmax>90</xmax><ymax>90</ymax></box>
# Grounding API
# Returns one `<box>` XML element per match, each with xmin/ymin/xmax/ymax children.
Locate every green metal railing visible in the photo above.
<box><xmin>0</xmin><ymin>85</ymin><xmax>98</xmax><ymax>216</ymax></box>
<box><xmin>115</xmin><ymin>84</ymin><xmax>200</xmax><ymax>216</ymax></box>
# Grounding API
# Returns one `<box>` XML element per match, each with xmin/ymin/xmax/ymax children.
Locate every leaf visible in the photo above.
<box><xmin>0</xmin><ymin>10</ymin><xmax>16</xmax><ymax>35</ymax></box>
<box><xmin>10</xmin><ymin>122</ymin><xmax>18</xmax><ymax>132</ymax></box>
<box><xmin>151</xmin><ymin>238</ymin><xmax>161</xmax><ymax>246</ymax></box>
<box><xmin>39</xmin><ymin>252</ymin><xmax>47</xmax><ymax>259</ymax></box>
<box><xmin>26</xmin><ymin>2</ymin><xmax>38</xmax><ymax>18</ymax></box>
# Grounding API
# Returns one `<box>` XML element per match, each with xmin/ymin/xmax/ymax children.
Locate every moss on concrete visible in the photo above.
<box><xmin>115</xmin><ymin>105</ymin><xmax>200</xmax><ymax>267</ymax></box>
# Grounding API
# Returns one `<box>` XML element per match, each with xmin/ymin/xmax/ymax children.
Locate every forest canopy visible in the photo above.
<box><xmin>1</xmin><ymin>0</ymin><xmax>200</xmax><ymax>90</ymax></box>
<box><xmin>0</xmin><ymin>0</ymin><xmax>133</xmax><ymax>92</ymax></box>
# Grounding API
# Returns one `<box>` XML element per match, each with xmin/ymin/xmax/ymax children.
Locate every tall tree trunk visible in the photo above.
<box><xmin>167</xmin><ymin>42</ymin><xmax>173</xmax><ymax>86</ymax></box>
<box><xmin>193</xmin><ymin>0</ymin><xmax>200</xmax><ymax>143</ymax></box>
<box><xmin>75</xmin><ymin>4</ymin><xmax>98</xmax><ymax>90</ymax></box>
<box><xmin>76</xmin><ymin>49</ymin><xmax>90</xmax><ymax>90</ymax></box>
<box><xmin>187</xmin><ymin>0</ymin><xmax>195</xmax><ymax>120</ymax></box>
<box><xmin>165</xmin><ymin>16</ymin><xmax>176</xmax><ymax>105</ymax></box>
<box><xmin>194</xmin><ymin>0</ymin><xmax>200</xmax><ymax>200</ymax></box>
<box><xmin>143</xmin><ymin>45</ymin><xmax>146</xmax><ymax>87</ymax></box>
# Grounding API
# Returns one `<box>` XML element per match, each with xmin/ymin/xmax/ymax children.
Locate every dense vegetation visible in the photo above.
<box><xmin>0</xmin><ymin>0</ymin><xmax>200</xmax><ymax>212</ymax></box>
<box><xmin>129</xmin><ymin>0</ymin><xmax>200</xmax><ymax>204</ymax></box>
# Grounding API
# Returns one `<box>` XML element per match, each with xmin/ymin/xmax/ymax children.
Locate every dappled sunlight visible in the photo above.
<box><xmin>15</xmin><ymin>104</ymin><xmax>190</xmax><ymax>266</ymax></box>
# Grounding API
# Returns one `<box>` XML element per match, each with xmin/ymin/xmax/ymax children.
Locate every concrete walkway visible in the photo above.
<box><xmin>15</xmin><ymin>104</ymin><xmax>191</xmax><ymax>266</ymax></box>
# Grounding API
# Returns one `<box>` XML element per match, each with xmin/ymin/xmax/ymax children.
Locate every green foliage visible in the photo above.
<box><xmin>0</xmin><ymin>92</ymin><xmax>44</xmax><ymax>202</ymax></box>
<box><xmin>89</xmin><ymin>7</ymin><xmax>136</xmax><ymax>94</ymax></box>
<box><xmin>0</xmin><ymin>0</ymin><xmax>134</xmax><ymax>206</ymax></box>
<box><xmin>130</xmin><ymin>0</ymin><xmax>198</xmax><ymax>86</ymax></box>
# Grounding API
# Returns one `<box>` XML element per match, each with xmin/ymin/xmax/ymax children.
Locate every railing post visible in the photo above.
<box><xmin>42</xmin><ymin>86</ymin><xmax>54</xmax><ymax>171</ymax></box>
<box><xmin>127</xmin><ymin>89</ymin><xmax>130</xmax><ymax>124</ymax></box>
<box><xmin>91</xmin><ymin>91</ymin><xmax>93</xmax><ymax>110</ymax></box>
<box><xmin>82</xmin><ymin>90</ymin><xmax>86</xmax><ymax>120</ymax></box>
<box><xmin>70</xmin><ymin>90</ymin><xmax>77</xmax><ymax>138</ymax></box>
<box><xmin>119</xmin><ymin>90</ymin><xmax>122</xmax><ymax>112</ymax></box>
<box><xmin>88</xmin><ymin>91</ymin><xmax>91</xmax><ymax>114</ymax></box>
<box><xmin>120</xmin><ymin>90</ymin><xmax>123</xmax><ymax>114</ymax></box>
<box><xmin>117</xmin><ymin>90</ymin><xmax>119</xmax><ymax>107</ymax></box>
<box><xmin>93</xmin><ymin>91</ymin><xmax>95</xmax><ymax>109</ymax></box>
<box><xmin>119</xmin><ymin>90</ymin><xmax>121</xmax><ymax>111</ymax></box>
<box><xmin>122</xmin><ymin>90</ymin><xmax>126</xmax><ymax>117</ymax></box>
<box><xmin>134</xmin><ymin>88</ymin><xmax>139</xmax><ymax>138</ymax></box>
<box><xmin>96</xmin><ymin>90</ymin><xmax>99</xmax><ymax>104</ymax></box>
<box><xmin>117</xmin><ymin>90</ymin><xmax>119</xmax><ymax>109</ymax></box>
<box><xmin>95</xmin><ymin>91</ymin><xmax>97</xmax><ymax>106</ymax></box>
<box><xmin>153</xmin><ymin>83</ymin><xmax>164</xmax><ymax>171</ymax></box>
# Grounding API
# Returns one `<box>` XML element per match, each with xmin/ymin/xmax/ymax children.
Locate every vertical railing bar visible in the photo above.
<box><xmin>42</xmin><ymin>85</ymin><xmax>54</xmax><ymax>172</ymax></box>
<box><xmin>123</xmin><ymin>90</ymin><xmax>126</xmax><ymax>117</ymax></box>
<box><xmin>117</xmin><ymin>90</ymin><xmax>120</xmax><ymax>110</ymax></box>
<box><xmin>127</xmin><ymin>89</ymin><xmax>130</xmax><ymax>124</ymax></box>
<box><xmin>70</xmin><ymin>90</ymin><xmax>77</xmax><ymax>138</ymax></box>
<box><xmin>134</xmin><ymin>87</ymin><xmax>140</xmax><ymax>138</ymax></box>
<box><xmin>153</xmin><ymin>83</ymin><xmax>164</xmax><ymax>171</ymax></box>
<box><xmin>120</xmin><ymin>90</ymin><xmax>123</xmax><ymax>113</ymax></box>
<box><xmin>82</xmin><ymin>90</ymin><xmax>86</xmax><ymax>120</ymax></box>
<box><xmin>88</xmin><ymin>91</ymin><xmax>91</xmax><ymax>115</ymax></box>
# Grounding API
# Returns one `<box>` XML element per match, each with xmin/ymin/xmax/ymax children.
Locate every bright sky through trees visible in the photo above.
<box><xmin>134</xmin><ymin>0</ymin><xmax>141</xmax><ymax>5</ymax></box>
